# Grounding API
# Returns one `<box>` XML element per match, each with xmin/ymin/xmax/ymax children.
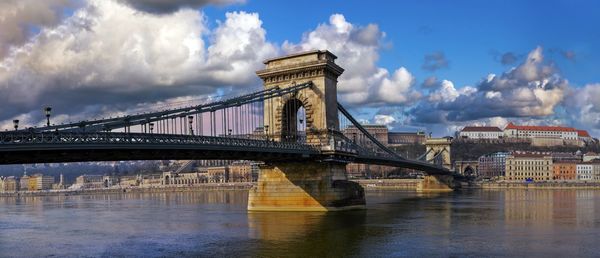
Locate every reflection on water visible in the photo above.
<box><xmin>248</xmin><ymin>212</ymin><xmax>327</xmax><ymax>241</ymax></box>
<box><xmin>248</xmin><ymin>211</ymin><xmax>367</xmax><ymax>257</ymax></box>
<box><xmin>2</xmin><ymin>189</ymin><xmax>600</xmax><ymax>257</ymax></box>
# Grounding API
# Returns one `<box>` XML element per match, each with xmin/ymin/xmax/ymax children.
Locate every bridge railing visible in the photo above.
<box><xmin>11</xmin><ymin>82</ymin><xmax>314</xmax><ymax>134</ymax></box>
<box><xmin>316</xmin><ymin>129</ymin><xmax>358</xmax><ymax>154</ymax></box>
<box><xmin>337</xmin><ymin>103</ymin><xmax>405</xmax><ymax>161</ymax></box>
<box><xmin>0</xmin><ymin>131</ymin><xmax>320</xmax><ymax>153</ymax></box>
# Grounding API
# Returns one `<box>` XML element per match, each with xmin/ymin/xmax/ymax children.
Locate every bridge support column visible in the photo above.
<box><xmin>416</xmin><ymin>175</ymin><xmax>456</xmax><ymax>192</ymax></box>
<box><xmin>248</xmin><ymin>162</ymin><xmax>365</xmax><ymax>211</ymax></box>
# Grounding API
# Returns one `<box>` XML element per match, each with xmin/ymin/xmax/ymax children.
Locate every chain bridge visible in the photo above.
<box><xmin>0</xmin><ymin>50</ymin><xmax>461</xmax><ymax>211</ymax></box>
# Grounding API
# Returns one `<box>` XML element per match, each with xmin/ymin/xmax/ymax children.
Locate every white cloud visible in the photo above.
<box><xmin>377</xmin><ymin>67</ymin><xmax>420</xmax><ymax>105</ymax></box>
<box><xmin>568</xmin><ymin>83</ymin><xmax>600</xmax><ymax>135</ymax></box>
<box><xmin>428</xmin><ymin>80</ymin><xmax>476</xmax><ymax>103</ymax></box>
<box><xmin>485</xmin><ymin>91</ymin><xmax>502</xmax><ymax>99</ymax></box>
<box><xmin>488</xmin><ymin>116</ymin><xmax>508</xmax><ymax>128</ymax></box>
<box><xmin>412</xmin><ymin>46</ymin><xmax>569</xmax><ymax>125</ymax></box>
<box><xmin>282</xmin><ymin>14</ymin><xmax>420</xmax><ymax>106</ymax></box>
<box><xmin>0</xmin><ymin>0</ymin><xmax>77</xmax><ymax>59</ymax></box>
<box><xmin>428</xmin><ymin>80</ymin><xmax>459</xmax><ymax>103</ymax></box>
<box><xmin>0</xmin><ymin>0</ymin><xmax>275</xmax><ymax>126</ymax></box>
<box><xmin>374</xmin><ymin>114</ymin><xmax>396</xmax><ymax>127</ymax></box>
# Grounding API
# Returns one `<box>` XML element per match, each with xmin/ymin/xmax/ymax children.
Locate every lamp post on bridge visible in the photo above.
<box><xmin>188</xmin><ymin>115</ymin><xmax>194</xmax><ymax>135</ymax></box>
<box><xmin>13</xmin><ymin>119</ymin><xmax>19</xmax><ymax>131</ymax></box>
<box><xmin>44</xmin><ymin>106</ymin><xmax>52</xmax><ymax>127</ymax></box>
<box><xmin>264</xmin><ymin>125</ymin><xmax>269</xmax><ymax>141</ymax></box>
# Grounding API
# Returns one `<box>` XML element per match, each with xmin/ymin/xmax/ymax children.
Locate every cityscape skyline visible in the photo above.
<box><xmin>4</xmin><ymin>2</ymin><xmax>600</xmax><ymax>256</ymax></box>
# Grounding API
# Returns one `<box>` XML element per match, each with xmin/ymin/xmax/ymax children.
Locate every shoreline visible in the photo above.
<box><xmin>0</xmin><ymin>183</ymin><xmax>254</xmax><ymax>197</ymax></box>
<box><xmin>5</xmin><ymin>180</ymin><xmax>600</xmax><ymax>197</ymax></box>
<box><xmin>479</xmin><ymin>181</ymin><xmax>600</xmax><ymax>189</ymax></box>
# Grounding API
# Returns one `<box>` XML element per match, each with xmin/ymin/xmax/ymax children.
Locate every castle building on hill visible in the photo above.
<box><xmin>458</xmin><ymin>122</ymin><xmax>594</xmax><ymax>146</ymax></box>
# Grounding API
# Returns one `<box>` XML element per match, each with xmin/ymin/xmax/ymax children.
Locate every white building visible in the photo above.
<box><xmin>576</xmin><ymin>163</ymin><xmax>594</xmax><ymax>181</ymax></box>
<box><xmin>504</xmin><ymin>122</ymin><xmax>578</xmax><ymax>140</ymax></box>
<box><xmin>593</xmin><ymin>162</ymin><xmax>600</xmax><ymax>181</ymax></box>
<box><xmin>34</xmin><ymin>175</ymin><xmax>55</xmax><ymax>190</ymax></box>
<box><xmin>503</xmin><ymin>122</ymin><xmax>592</xmax><ymax>146</ymax></box>
<box><xmin>459</xmin><ymin>126</ymin><xmax>503</xmax><ymax>139</ymax></box>
<box><xmin>75</xmin><ymin>175</ymin><xmax>104</xmax><ymax>189</ymax></box>
<box><xmin>583</xmin><ymin>152</ymin><xmax>600</xmax><ymax>162</ymax></box>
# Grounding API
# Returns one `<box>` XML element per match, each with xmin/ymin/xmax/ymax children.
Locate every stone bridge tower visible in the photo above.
<box><xmin>256</xmin><ymin>50</ymin><xmax>343</xmax><ymax>144</ymax></box>
<box><xmin>425</xmin><ymin>138</ymin><xmax>452</xmax><ymax>170</ymax></box>
<box><xmin>248</xmin><ymin>50</ymin><xmax>365</xmax><ymax>211</ymax></box>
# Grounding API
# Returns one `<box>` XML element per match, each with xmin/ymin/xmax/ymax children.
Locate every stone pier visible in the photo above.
<box><xmin>416</xmin><ymin>175</ymin><xmax>455</xmax><ymax>192</ymax></box>
<box><xmin>248</xmin><ymin>162</ymin><xmax>365</xmax><ymax>211</ymax></box>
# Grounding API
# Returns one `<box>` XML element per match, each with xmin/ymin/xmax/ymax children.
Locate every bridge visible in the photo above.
<box><xmin>0</xmin><ymin>50</ymin><xmax>460</xmax><ymax>211</ymax></box>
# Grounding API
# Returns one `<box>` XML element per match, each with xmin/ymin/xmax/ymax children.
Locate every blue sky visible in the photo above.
<box><xmin>1</xmin><ymin>0</ymin><xmax>600</xmax><ymax>137</ymax></box>
<box><xmin>205</xmin><ymin>0</ymin><xmax>600</xmax><ymax>88</ymax></box>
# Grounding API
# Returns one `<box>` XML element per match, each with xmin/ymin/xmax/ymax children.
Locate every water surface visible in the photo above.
<box><xmin>1</xmin><ymin>189</ymin><xmax>600</xmax><ymax>257</ymax></box>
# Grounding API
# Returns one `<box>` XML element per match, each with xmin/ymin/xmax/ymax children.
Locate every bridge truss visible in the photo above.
<box><xmin>0</xmin><ymin>82</ymin><xmax>454</xmax><ymax>175</ymax></box>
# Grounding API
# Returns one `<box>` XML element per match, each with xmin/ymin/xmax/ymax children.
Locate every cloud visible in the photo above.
<box><xmin>374</xmin><ymin>114</ymin><xmax>396</xmax><ymax>127</ymax></box>
<box><xmin>0</xmin><ymin>1</ymin><xmax>276</xmax><ymax>127</ymax></box>
<box><xmin>421</xmin><ymin>51</ymin><xmax>449</xmax><ymax>71</ymax></box>
<box><xmin>490</xmin><ymin>50</ymin><xmax>522</xmax><ymax>65</ymax></box>
<box><xmin>0</xmin><ymin>0</ymin><xmax>78</xmax><ymax>59</ymax></box>
<box><xmin>1</xmin><ymin>3</ymin><xmax>595</xmax><ymax>138</ymax></box>
<box><xmin>567</xmin><ymin>83</ymin><xmax>600</xmax><ymax>135</ymax></box>
<box><xmin>421</xmin><ymin>76</ymin><xmax>438</xmax><ymax>88</ymax></box>
<box><xmin>428</xmin><ymin>80</ymin><xmax>476</xmax><ymax>103</ymax></box>
<box><xmin>282</xmin><ymin>14</ymin><xmax>421</xmax><ymax>106</ymax></box>
<box><xmin>488</xmin><ymin>116</ymin><xmax>508</xmax><ymax>128</ymax></box>
<box><xmin>116</xmin><ymin>0</ymin><xmax>245</xmax><ymax>14</ymax></box>
<box><xmin>561</xmin><ymin>50</ymin><xmax>576</xmax><ymax>62</ymax></box>
<box><xmin>500</xmin><ymin>52</ymin><xmax>519</xmax><ymax>65</ymax></box>
<box><xmin>410</xmin><ymin>46</ymin><xmax>569</xmax><ymax>124</ymax></box>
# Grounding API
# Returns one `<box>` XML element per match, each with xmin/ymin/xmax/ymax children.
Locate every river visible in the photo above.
<box><xmin>1</xmin><ymin>189</ymin><xmax>600</xmax><ymax>257</ymax></box>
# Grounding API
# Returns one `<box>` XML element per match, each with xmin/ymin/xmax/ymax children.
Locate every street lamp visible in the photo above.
<box><xmin>44</xmin><ymin>106</ymin><xmax>52</xmax><ymax>127</ymax></box>
<box><xmin>264</xmin><ymin>125</ymin><xmax>269</xmax><ymax>141</ymax></box>
<box><xmin>188</xmin><ymin>115</ymin><xmax>194</xmax><ymax>135</ymax></box>
<box><xmin>13</xmin><ymin>119</ymin><xmax>19</xmax><ymax>131</ymax></box>
<box><xmin>149</xmin><ymin>123</ymin><xmax>154</xmax><ymax>133</ymax></box>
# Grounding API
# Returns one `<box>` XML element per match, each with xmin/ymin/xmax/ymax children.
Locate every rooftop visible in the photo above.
<box><xmin>388</xmin><ymin>131</ymin><xmax>426</xmax><ymax>135</ymax></box>
<box><xmin>262</xmin><ymin>50</ymin><xmax>337</xmax><ymax>64</ymax></box>
<box><xmin>511</xmin><ymin>151</ymin><xmax>552</xmax><ymax>158</ymax></box>
<box><xmin>504</xmin><ymin>122</ymin><xmax>577</xmax><ymax>132</ymax></box>
<box><xmin>461</xmin><ymin>126</ymin><xmax>502</xmax><ymax>132</ymax></box>
<box><xmin>577</xmin><ymin>130</ymin><xmax>591</xmax><ymax>137</ymax></box>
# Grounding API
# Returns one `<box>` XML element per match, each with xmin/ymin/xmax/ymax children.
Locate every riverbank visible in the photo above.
<box><xmin>6</xmin><ymin>179</ymin><xmax>600</xmax><ymax>197</ymax></box>
<box><xmin>0</xmin><ymin>183</ymin><xmax>254</xmax><ymax>197</ymax></box>
<box><xmin>353</xmin><ymin>179</ymin><xmax>422</xmax><ymax>190</ymax></box>
<box><xmin>480</xmin><ymin>181</ymin><xmax>600</xmax><ymax>189</ymax></box>
<box><xmin>0</xmin><ymin>179</ymin><xmax>422</xmax><ymax>197</ymax></box>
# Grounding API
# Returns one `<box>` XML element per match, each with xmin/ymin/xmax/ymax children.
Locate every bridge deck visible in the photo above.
<box><xmin>0</xmin><ymin>131</ymin><xmax>452</xmax><ymax>175</ymax></box>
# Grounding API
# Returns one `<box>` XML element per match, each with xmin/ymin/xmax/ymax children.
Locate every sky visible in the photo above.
<box><xmin>1</xmin><ymin>0</ymin><xmax>599</xmax><ymax>137</ymax></box>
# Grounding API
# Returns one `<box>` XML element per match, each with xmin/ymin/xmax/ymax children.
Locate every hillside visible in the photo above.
<box><xmin>451</xmin><ymin>141</ymin><xmax>600</xmax><ymax>161</ymax></box>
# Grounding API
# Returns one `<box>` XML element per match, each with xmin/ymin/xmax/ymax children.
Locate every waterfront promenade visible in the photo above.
<box><xmin>6</xmin><ymin>179</ymin><xmax>600</xmax><ymax>198</ymax></box>
<box><xmin>0</xmin><ymin>183</ymin><xmax>253</xmax><ymax>197</ymax></box>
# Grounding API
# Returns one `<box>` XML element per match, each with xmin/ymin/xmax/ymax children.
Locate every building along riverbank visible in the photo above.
<box><xmin>0</xmin><ymin>183</ymin><xmax>253</xmax><ymax>197</ymax></box>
